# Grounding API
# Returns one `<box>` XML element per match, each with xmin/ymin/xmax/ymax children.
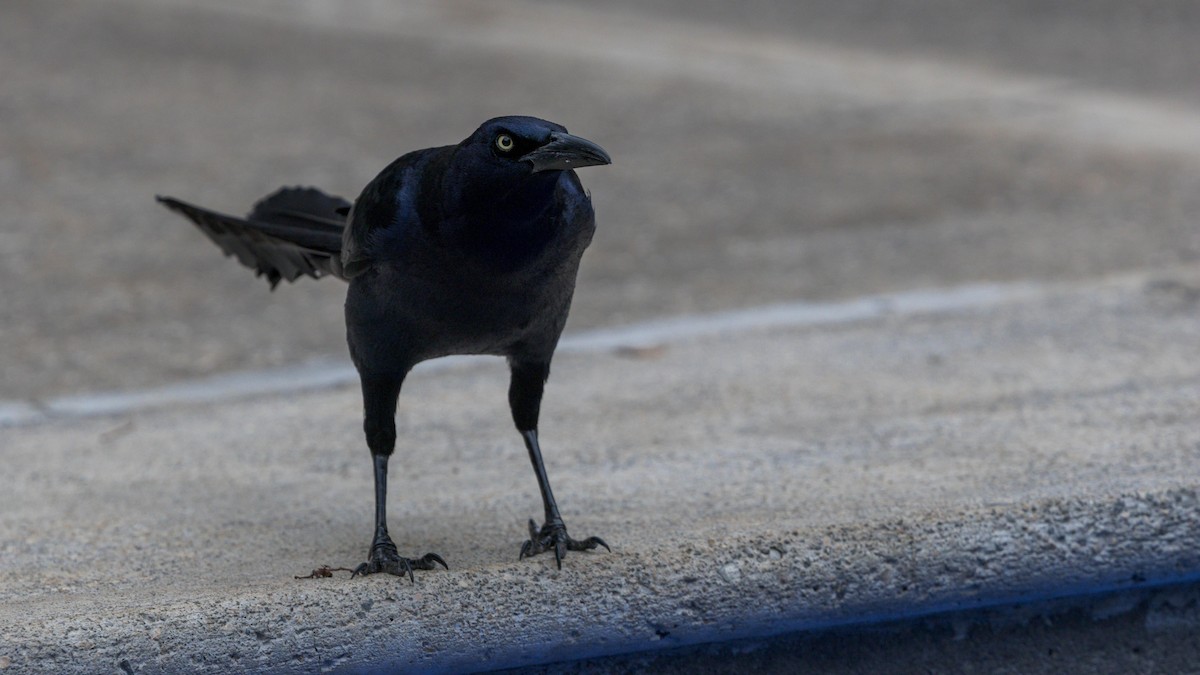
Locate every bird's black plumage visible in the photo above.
<box><xmin>158</xmin><ymin>187</ymin><xmax>350</xmax><ymax>287</ymax></box>
<box><xmin>159</xmin><ymin>116</ymin><xmax>612</xmax><ymax>577</ymax></box>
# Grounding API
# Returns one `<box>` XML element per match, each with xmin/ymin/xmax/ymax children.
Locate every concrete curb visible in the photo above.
<box><xmin>3</xmin><ymin>272</ymin><xmax>1200</xmax><ymax>672</ymax></box>
<box><xmin>3</xmin><ymin>488</ymin><xmax>1199</xmax><ymax>673</ymax></box>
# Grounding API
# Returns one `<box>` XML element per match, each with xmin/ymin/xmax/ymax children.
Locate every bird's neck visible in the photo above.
<box><xmin>450</xmin><ymin>170</ymin><xmax>558</xmax><ymax>217</ymax></box>
<box><xmin>439</xmin><ymin>171</ymin><xmax>562</xmax><ymax>252</ymax></box>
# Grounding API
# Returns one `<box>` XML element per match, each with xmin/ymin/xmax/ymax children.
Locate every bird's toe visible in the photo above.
<box><xmin>519</xmin><ymin>519</ymin><xmax>610</xmax><ymax>569</ymax></box>
<box><xmin>352</xmin><ymin>541</ymin><xmax>447</xmax><ymax>582</ymax></box>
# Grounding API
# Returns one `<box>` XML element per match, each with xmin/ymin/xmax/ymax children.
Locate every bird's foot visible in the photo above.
<box><xmin>351</xmin><ymin>540</ymin><xmax>447</xmax><ymax>583</ymax></box>
<box><xmin>519</xmin><ymin>518</ymin><xmax>610</xmax><ymax>569</ymax></box>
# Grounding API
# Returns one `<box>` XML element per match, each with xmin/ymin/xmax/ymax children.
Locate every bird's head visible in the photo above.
<box><xmin>444</xmin><ymin>117</ymin><xmax>610</xmax><ymax>218</ymax></box>
<box><xmin>465</xmin><ymin>116</ymin><xmax>612</xmax><ymax>175</ymax></box>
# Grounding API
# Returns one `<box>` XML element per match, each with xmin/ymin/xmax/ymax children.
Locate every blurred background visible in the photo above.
<box><xmin>2</xmin><ymin>0</ymin><xmax>1199</xmax><ymax>402</ymax></box>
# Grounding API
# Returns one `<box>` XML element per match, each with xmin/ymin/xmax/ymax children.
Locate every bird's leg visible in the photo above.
<box><xmin>519</xmin><ymin>429</ymin><xmax>611</xmax><ymax>568</ymax></box>
<box><xmin>351</xmin><ymin>374</ymin><xmax>447</xmax><ymax>581</ymax></box>
<box><xmin>509</xmin><ymin>360</ymin><xmax>610</xmax><ymax>568</ymax></box>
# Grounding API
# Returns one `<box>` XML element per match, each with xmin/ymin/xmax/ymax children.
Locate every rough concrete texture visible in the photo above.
<box><xmin>4</xmin><ymin>0</ymin><xmax>1200</xmax><ymax>400</ymax></box>
<box><xmin>3</xmin><ymin>0</ymin><xmax>1200</xmax><ymax>671</ymax></box>
<box><xmin>519</xmin><ymin>582</ymin><xmax>1200</xmax><ymax>674</ymax></box>
<box><xmin>3</xmin><ymin>272</ymin><xmax>1200</xmax><ymax>672</ymax></box>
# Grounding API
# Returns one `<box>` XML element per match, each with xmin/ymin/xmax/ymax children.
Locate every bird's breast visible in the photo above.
<box><xmin>367</xmin><ymin>262</ymin><xmax>568</xmax><ymax>360</ymax></box>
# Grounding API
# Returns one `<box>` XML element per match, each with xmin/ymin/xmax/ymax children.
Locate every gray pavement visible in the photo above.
<box><xmin>3</xmin><ymin>0</ymin><xmax>1200</xmax><ymax>400</ymax></box>
<box><xmin>3</xmin><ymin>0</ymin><xmax>1200</xmax><ymax>672</ymax></box>
<box><xmin>4</xmin><ymin>271</ymin><xmax>1200</xmax><ymax>672</ymax></box>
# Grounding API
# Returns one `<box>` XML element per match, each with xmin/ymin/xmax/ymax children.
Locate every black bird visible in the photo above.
<box><xmin>158</xmin><ymin>116</ymin><xmax>612</xmax><ymax>578</ymax></box>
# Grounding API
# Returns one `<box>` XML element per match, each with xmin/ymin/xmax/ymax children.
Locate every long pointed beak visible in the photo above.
<box><xmin>520</xmin><ymin>132</ymin><xmax>612</xmax><ymax>172</ymax></box>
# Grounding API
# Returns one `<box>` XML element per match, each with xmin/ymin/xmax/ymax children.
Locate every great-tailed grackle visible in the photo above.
<box><xmin>158</xmin><ymin>116</ymin><xmax>612</xmax><ymax>578</ymax></box>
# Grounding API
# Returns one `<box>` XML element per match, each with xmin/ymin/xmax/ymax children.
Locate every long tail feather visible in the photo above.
<box><xmin>157</xmin><ymin>187</ymin><xmax>350</xmax><ymax>288</ymax></box>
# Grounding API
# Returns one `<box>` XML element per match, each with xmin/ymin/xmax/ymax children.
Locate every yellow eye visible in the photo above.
<box><xmin>495</xmin><ymin>134</ymin><xmax>515</xmax><ymax>152</ymax></box>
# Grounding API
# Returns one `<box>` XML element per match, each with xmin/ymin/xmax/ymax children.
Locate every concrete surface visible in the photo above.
<box><xmin>3</xmin><ymin>0</ymin><xmax>1200</xmax><ymax>672</ymax></box>
<box><xmin>4</xmin><ymin>0</ymin><xmax>1200</xmax><ymax>400</ymax></box>
<box><xmin>512</xmin><ymin>580</ymin><xmax>1200</xmax><ymax>674</ymax></box>
<box><xmin>3</xmin><ymin>271</ymin><xmax>1200</xmax><ymax>672</ymax></box>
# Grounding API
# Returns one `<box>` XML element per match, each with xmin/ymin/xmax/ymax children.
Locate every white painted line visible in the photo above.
<box><xmin>0</xmin><ymin>402</ymin><xmax>44</xmax><ymax>427</ymax></box>
<box><xmin>0</xmin><ymin>280</ymin><xmax>1044</xmax><ymax>428</ymax></box>
<box><xmin>42</xmin><ymin>359</ymin><xmax>356</xmax><ymax>419</ymax></box>
<box><xmin>558</xmin><ymin>282</ymin><xmax>1042</xmax><ymax>352</ymax></box>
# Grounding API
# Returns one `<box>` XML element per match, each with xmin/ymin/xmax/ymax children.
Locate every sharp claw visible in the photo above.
<box><xmin>519</xmin><ymin>518</ymin><xmax>609</xmax><ymax>567</ymax></box>
<box><xmin>562</xmin><ymin>535</ymin><xmax>610</xmax><ymax>553</ymax></box>
<box><xmin>352</xmin><ymin>549</ymin><xmax>447</xmax><ymax>580</ymax></box>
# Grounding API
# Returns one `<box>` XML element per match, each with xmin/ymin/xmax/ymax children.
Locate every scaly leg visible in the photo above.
<box><xmin>351</xmin><ymin>373</ymin><xmax>446</xmax><ymax>581</ymax></box>
<box><xmin>509</xmin><ymin>360</ymin><xmax>609</xmax><ymax>569</ymax></box>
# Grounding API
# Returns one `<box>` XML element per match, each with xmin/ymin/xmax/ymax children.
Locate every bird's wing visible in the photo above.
<box><xmin>246</xmin><ymin>186</ymin><xmax>351</xmax><ymax>236</ymax></box>
<box><xmin>341</xmin><ymin>146</ymin><xmax>448</xmax><ymax>279</ymax></box>
<box><xmin>158</xmin><ymin>187</ymin><xmax>349</xmax><ymax>288</ymax></box>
